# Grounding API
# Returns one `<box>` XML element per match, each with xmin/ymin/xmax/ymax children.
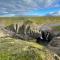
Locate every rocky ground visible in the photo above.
<box><xmin>48</xmin><ymin>37</ymin><xmax>60</xmax><ymax>56</ymax></box>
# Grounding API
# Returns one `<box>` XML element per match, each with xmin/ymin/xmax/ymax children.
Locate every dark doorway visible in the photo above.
<box><xmin>36</xmin><ymin>31</ymin><xmax>53</xmax><ymax>45</ymax></box>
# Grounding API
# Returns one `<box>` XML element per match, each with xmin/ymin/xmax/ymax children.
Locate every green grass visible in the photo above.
<box><xmin>0</xmin><ymin>16</ymin><xmax>60</xmax><ymax>26</ymax></box>
<box><xmin>0</xmin><ymin>37</ymin><xmax>55</xmax><ymax>60</ymax></box>
<box><xmin>0</xmin><ymin>16</ymin><xmax>60</xmax><ymax>60</ymax></box>
<box><xmin>52</xmin><ymin>26</ymin><xmax>60</xmax><ymax>31</ymax></box>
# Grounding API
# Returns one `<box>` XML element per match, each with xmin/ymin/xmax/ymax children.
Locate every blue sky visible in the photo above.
<box><xmin>27</xmin><ymin>7</ymin><xmax>60</xmax><ymax>16</ymax></box>
<box><xmin>0</xmin><ymin>0</ymin><xmax>60</xmax><ymax>16</ymax></box>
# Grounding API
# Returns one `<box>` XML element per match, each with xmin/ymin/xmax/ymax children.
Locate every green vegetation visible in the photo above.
<box><xmin>0</xmin><ymin>16</ymin><xmax>60</xmax><ymax>26</ymax></box>
<box><xmin>0</xmin><ymin>16</ymin><xmax>60</xmax><ymax>60</ymax></box>
<box><xmin>0</xmin><ymin>37</ymin><xmax>55</xmax><ymax>60</ymax></box>
<box><xmin>52</xmin><ymin>26</ymin><xmax>60</xmax><ymax>31</ymax></box>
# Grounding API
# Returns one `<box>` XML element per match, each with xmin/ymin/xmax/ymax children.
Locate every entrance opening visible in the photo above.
<box><xmin>36</xmin><ymin>31</ymin><xmax>53</xmax><ymax>45</ymax></box>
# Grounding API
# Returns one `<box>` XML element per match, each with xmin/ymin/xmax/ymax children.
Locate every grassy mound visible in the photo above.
<box><xmin>0</xmin><ymin>37</ymin><xmax>56</xmax><ymax>60</ymax></box>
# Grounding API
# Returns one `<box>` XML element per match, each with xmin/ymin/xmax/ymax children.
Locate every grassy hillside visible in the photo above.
<box><xmin>0</xmin><ymin>16</ymin><xmax>60</xmax><ymax>60</ymax></box>
<box><xmin>0</xmin><ymin>37</ymin><xmax>56</xmax><ymax>60</ymax></box>
<box><xmin>0</xmin><ymin>16</ymin><xmax>60</xmax><ymax>26</ymax></box>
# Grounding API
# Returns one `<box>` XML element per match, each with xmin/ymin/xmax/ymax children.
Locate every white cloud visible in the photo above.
<box><xmin>20</xmin><ymin>0</ymin><xmax>56</xmax><ymax>9</ymax></box>
<box><xmin>3</xmin><ymin>12</ymin><xmax>8</xmax><ymax>13</ymax></box>
<box><xmin>47</xmin><ymin>11</ymin><xmax>60</xmax><ymax>16</ymax></box>
<box><xmin>2</xmin><ymin>14</ymin><xmax>16</xmax><ymax>17</ymax></box>
<box><xmin>0</xmin><ymin>0</ymin><xmax>57</xmax><ymax>10</ymax></box>
<box><xmin>0</xmin><ymin>0</ymin><xmax>60</xmax><ymax>16</ymax></box>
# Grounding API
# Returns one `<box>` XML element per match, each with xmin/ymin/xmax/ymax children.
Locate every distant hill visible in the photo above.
<box><xmin>0</xmin><ymin>16</ymin><xmax>60</xmax><ymax>26</ymax></box>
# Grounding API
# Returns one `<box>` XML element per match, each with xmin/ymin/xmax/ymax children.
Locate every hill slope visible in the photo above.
<box><xmin>0</xmin><ymin>37</ymin><xmax>58</xmax><ymax>60</ymax></box>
